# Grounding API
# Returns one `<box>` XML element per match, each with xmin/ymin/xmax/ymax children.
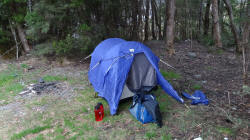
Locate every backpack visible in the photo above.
<box><xmin>129</xmin><ymin>94</ymin><xmax>162</xmax><ymax>127</ymax></box>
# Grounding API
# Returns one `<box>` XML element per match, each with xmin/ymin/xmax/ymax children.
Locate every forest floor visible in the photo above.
<box><xmin>0</xmin><ymin>41</ymin><xmax>249</xmax><ymax>140</ymax></box>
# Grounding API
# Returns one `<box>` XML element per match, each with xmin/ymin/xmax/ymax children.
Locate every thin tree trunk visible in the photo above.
<box><xmin>152</xmin><ymin>0</ymin><xmax>161</xmax><ymax>40</ymax></box>
<box><xmin>184</xmin><ymin>0</ymin><xmax>188</xmax><ymax>39</ymax></box>
<box><xmin>136</xmin><ymin>0</ymin><xmax>142</xmax><ymax>40</ymax></box>
<box><xmin>151</xmin><ymin>0</ymin><xmax>156</xmax><ymax>39</ymax></box>
<box><xmin>132</xmin><ymin>0</ymin><xmax>139</xmax><ymax>39</ymax></box>
<box><xmin>145</xmin><ymin>0</ymin><xmax>150</xmax><ymax>41</ymax></box>
<box><xmin>163</xmin><ymin>0</ymin><xmax>168</xmax><ymax>39</ymax></box>
<box><xmin>17</xmin><ymin>24</ymin><xmax>30</xmax><ymax>52</ymax></box>
<box><xmin>223</xmin><ymin>0</ymin><xmax>240</xmax><ymax>52</ymax></box>
<box><xmin>204</xmin><ymin>0</ymin><xmax>211</xmax><ymax>35</ymax></box>
<box><xmin>166</xmin><ymin>0</ymin><xmax>176</xmax><ymax>55</ymax></box>
<box><xmin>158</xmin><ymin>0</ymin><xmax>163</xmax><ymax>40</ymax></box>
<box><xmin>242</xmin><ymin>25</ymin><xmax>249</xmax><ymax>84</ymax></box>
<box><xmin>9</xmin><ymin>20</ymin><xmax>19</xmax><ymax>60</ymax></box>
<box><xmin>212</xmin><ymin>0</ymin><xmax>222</xmax><ymax>47</ymax></box>
<box><xmin>242</xmin><ymin>2</ymin><xmax>249</xmax><ymax>85</ymax></box>
<box><xmin>199</xmin><ymin>0</ymin><xmax>204</xmax><ymax>35</ymax></box>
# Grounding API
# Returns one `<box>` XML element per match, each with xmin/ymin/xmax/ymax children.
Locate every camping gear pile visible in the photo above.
<box><xmin>130</xmin><ymin>94</ymin><xmax>162</xmax><ymax>127</ymax></box>
<box><xmin>88</xmin><ymin>38</ymin><xmax>184</xmax><ymax>126</ymax></box>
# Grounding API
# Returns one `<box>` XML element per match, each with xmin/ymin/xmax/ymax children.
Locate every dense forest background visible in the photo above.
<box><xmin>0</xmin><ymin>0</ymin><xmax>249</xmax><ymax>57</ymax></box>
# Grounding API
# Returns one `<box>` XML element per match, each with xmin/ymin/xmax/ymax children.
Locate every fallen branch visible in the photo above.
<box><xmin>0</xmin><ymin>47</ymin><xmax>16</xmax><ymax>58</ymax></box>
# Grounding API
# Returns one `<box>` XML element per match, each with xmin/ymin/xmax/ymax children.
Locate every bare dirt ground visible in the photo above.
<box><xmin>146</xmin><ymin>40</ymin><xmax>250</xmax><ymax>119</ymax></box>
<box><xmin>0</xmin><ymin>41</ymin><xmax>249</xmax><ymax>140</ymax></box>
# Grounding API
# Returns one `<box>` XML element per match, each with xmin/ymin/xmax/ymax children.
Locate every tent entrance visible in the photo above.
<box><xmin>120</xmin><ymin>53</ymin><xmax>157</xmax><ymax>100</ymax></box>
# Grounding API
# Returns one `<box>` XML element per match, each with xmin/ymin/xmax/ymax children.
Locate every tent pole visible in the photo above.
<box><xmin>80</xmin><ymin>54</ymin><xmax>91</xmax><ymax>63</ymax></box>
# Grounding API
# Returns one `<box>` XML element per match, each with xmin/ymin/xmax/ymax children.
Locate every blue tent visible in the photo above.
<box><xmin>88</xmin><ymin>38</ymin><xmax>184</xmax><ymax>115</ymax></box>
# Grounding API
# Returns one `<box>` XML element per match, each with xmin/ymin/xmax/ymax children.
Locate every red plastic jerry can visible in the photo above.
<box><xmin>94</xmin><ymin>103</ymin><xmax>104</xmax><ymax>121</ymax></box>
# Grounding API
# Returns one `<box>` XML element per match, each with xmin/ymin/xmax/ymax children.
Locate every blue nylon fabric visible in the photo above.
<box><xmin>182</xmin><ymin>90</ymin><xmax>209</xmax><ymax>105</ymax></box>
<box><xmin>88</xmin><ymin>38</ymin><xmax>184</xmax><ymax>115</ymax></box>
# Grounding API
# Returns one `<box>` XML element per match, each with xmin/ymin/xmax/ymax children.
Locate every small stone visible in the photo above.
<box><xmin>228</xmin><ymin>48</ymin><xmax>235</xmax><ymax>52</ymax></box>
<box><xmin>201</xmin><ymin>80</ymin><xmax>207</xmax><ymax>84</ymax></box>
<box><xmin>193</xmin><ymin>136</ymin><xmax>203</xmax><ymax>140</ymax></box>
<box><xmin>194</xmin><ymin>74</ymin><xmax>201</xmax><ymax>79</ymax></box>
<box><xmin>187</xmin><ymin>52</ymin><xmax>197</xmax><ymax>58</ymax></box>
<box><xmin>39</xmin><ymin>78</ymin><xmax>45</xmax><ymax>83</ymax></box>
<box><xmin>0</xmin><ymin>100</ymin><xmax>5</xmax><ymax>104</ymax></box>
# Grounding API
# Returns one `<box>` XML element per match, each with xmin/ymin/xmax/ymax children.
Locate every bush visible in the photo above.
<box><xmin>200</xmin><ymin>35</ymin><xmax>214</xmax><ymax>47</ymax></box>
<box><xmin>32</xmin><ymin>23</ymin><xmax>102</xmax><ymax>57</ymax></box>
<box><xmin>32</xmin><ymin>42</ymin><xmax>55</xmax><ymax>57</ymax></box>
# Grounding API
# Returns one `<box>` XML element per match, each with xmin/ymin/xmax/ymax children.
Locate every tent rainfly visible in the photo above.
<box><xmin>88</xmin><ymin>38</ymin><xmax>184</xmax><ymax>115</ymax></box>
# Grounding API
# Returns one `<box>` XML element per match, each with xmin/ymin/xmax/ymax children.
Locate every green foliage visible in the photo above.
<box><xmin>216</xmin><ymin>126</ymin><xmax>234</xmax><ymax>135</ymax></box>
<box><xmin>11</xmin><ymin>125</ymin><xmax>52</xmax><ymax>140</ymax></box>
<box><xmin>200</xmin><ymin>35</ymin><xmax>214</xmax><ymax>47</ymax></box>
<box><xmin>20</xmin><ymin>64</ymin><xmax>28</xmax><ymax>69</ymax></box>
<box><xmin>161</xmin><ymin>70</ymin><xmax>181</xmax><ymax>80</ymax></box>
<box><xmin>191</xmin><ymin>84</ymin><xmax>202</xmax><ymax>90</ymax></box>
<box><xmin>161</xmin><ymin>134</ymin><xmax>172</xmax><ymax>140</ymax></box>
<box><xmin>32</xmin><ymin>43</ymin><xmax>55</xmax><ymax>56</ymax></box>
<box><xmin>0</xmin><ymin>27</ymin><xmax>11</xmax><ymax>45</ymax></box>
<box><xmin>145</xmin><ymin>131</ymin><xmax>156</xmax><ymax>139</ymax></box>
<box><xmin>242</xmin><ymin>85</ymin><xmax>250</xmax><ymax>94</ymax></box>
<box><xmin>25</xmin><ymin>12</ymin><xmax>50</xmax><ymax>40</ymax></box>
<box><xmin>221</xmin><ymin>31</ymin><xmax>235</xmax><ymax>48</ymax></box>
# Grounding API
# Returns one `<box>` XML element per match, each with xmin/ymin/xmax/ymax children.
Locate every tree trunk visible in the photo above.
<box><xmin>242</xmin><ymin>2</ymin><xmax>249</xmax><ymax>85</ymax></box>
<box><xmin>158</xmin><ymin>0</ymin><xmax>163</xmax><ymax>40</ymax></box>
<box><xmin>204</xmin><ymin>0</ymin><xmax>211</xmax><ymax>35</ymax></box>
<box><xmin>198</xmin><ymin>0</ymin><xmax>204</xmax><ymax>35</ymax></box>
<box><xmin>131</xmin><ymin>0</ymin><xmax>139</xmax><ymax>39</ymax></box>
<box><xmin>17</xmin><ymin>24</ymin><xmax>31</xmax><ymax>52</ymax></box>
<box><xmin>242</xmin><ymin>24</ymin><xmax>249</xmax><ymax>84</ymax></box>
<box><xmin>212</xmin><ymin>0</ymin><xmax>222</xmax><ymax>47</ymax></box>
<box><xmin>184</xmin><ymin>0</ymin><xmax>189</xmax><ymax>39</ymax></box>
<box><xmin>223</xmin><ymin>0</ymin><xmax>240</xmax><ymax>52</ymax></box>
<box><xmin>166</xmin><ymin>0</ymin><xmax>176</xmax><ymax>55</ymax></box>
<box><xmin>135</xmin><ymin>0</ymin><xmax>142</xmax><ymax>40</ymax></box>
<box><xmin>163</xmin><ymin>0</ymin><xmax>168</xmax><ymax>39</ymax></box>
<box><xmin>9</xmin><ymin>20</ymin><xmax>19</xmax><ymax>60</ymax></box>
<box><xmin>152</xmin><ymin>0</ymin><xmax>161</xmax><ymax>40</ymax></box>
<box><xmin>151</xmin><ymin>0</ymin><xmax>156</xmax><ymax>39</ymax></box>
<box><xmin>144</xmin><ymin>0</ymin><xmax>150</xmax><ymax>40</ymax></box>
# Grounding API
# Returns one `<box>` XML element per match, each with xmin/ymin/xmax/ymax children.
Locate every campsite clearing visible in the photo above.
<box><xmin>0</xmin><ymin>41</ymin><xmax>249</xmax><ymax>140</ymax></box>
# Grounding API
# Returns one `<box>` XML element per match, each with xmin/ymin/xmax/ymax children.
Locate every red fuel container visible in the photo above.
<box><xmin>94</xmin><ymin>103</ymin><xmax>104</xmax><ymax>121</ymax></box>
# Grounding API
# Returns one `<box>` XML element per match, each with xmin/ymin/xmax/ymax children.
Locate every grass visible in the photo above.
<box><xmin>0</xmin><ymin>65</ymin><xmax>24</xmax><ymax>104</ymax></box>
<box><xmin>161</xmin><ymin>134</ymin><xmax>172</xmax><ymax>140</ymax></box>
<box><xmin>161</xmin><ymin>70</ymin><xmax>181</xmax><ymax>80</ymax></box>
<box><xmin>1</xmin><ymin>60</ymin><xmax>248</xmax><ymax>140</ymax></box>
<box><xmin>43</xmin><ymin>75</ymin><xmax>67</xmax><ymax>82</ymax></box>
<box><xmin>33</xmin><ymin>134</ymin><xmax>45</xmax><ymax>140</ymax></box>
<box><xmin>216</xmin><ymin>126</ymin><xmax>234</xmax><ymax>135</ymax></box>
<box><xmin>191</xmin><ymin>84</ymin><xmax>202</xmax><ymax>90</ymax></box>
<box><xmin>145</xmin><ymin>131</ymin><xmax>156</xmax><ymax>139</ymax></box>
<box><xmin>11</xmin><ymin>125</ymin><xmax>51</xmax><ymax>140</ymax></box>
